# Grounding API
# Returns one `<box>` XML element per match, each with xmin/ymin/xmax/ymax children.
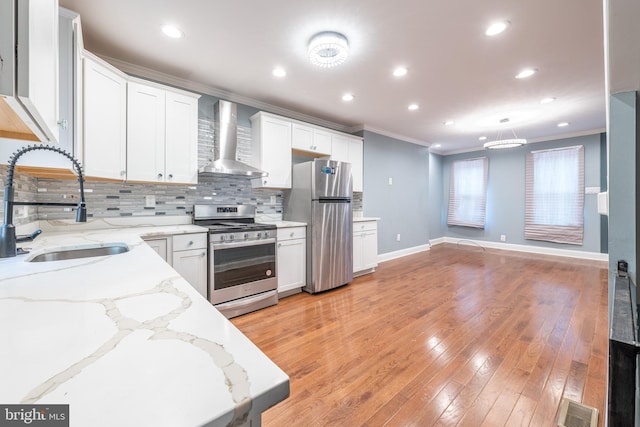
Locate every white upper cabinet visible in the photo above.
<box><xmin>292</xmin><ymin>123</ymin><xmax>331</xmax><ymax>156</ymax></box>
<box><xmin>0</xmin><ymin>0</ymin><xmax>59</xmax><ymax>143</ymax></box>
<box><xmin>82</xmin><ymin>53</ymin><xmax>199</xmax><ymax>183</ymax></box>
<box><xmin>164</xmin><ymin>91</ymin><xmax>198</xmax><ymax>184</ymax></box>
<box><xmin>82</xmin><ymin>53</ymin><xmax>127</xmax><ymax>180</ymax></box>
<box><xmin>331</xmin><ymin>134</ymin><xmax>364</xmax><ymax>192</ymax></box>
<box><xmin>126</xmin><ymin>81</ymin><xmax>166</xmax><ymax>182</ymax></box>
<box><xmin>127</xmin><ymin>81</ymin><xmax>199</xmax><ymax>184</ymax></box>
<box><xmin>250</xmin><ymin>112</ymin><xmax>292</xmax><ymax>189</ymax></box>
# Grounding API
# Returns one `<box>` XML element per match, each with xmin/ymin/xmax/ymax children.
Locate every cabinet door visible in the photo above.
<box><xmin>277</xmin><ymin>238</ymin><xmax>306</xmax><ymax>293</ymax></box>
<box><xmin>173</xmin><ymin>248</ymin><xmax>208</xmax><ymax>298</ymax></box>
<box><xmin>15</xmin><ymin>0</ymin><xmax>59</xmax><ymax>142</ymax></box>
<box><xmin>144</xmin><ymin>238</ymin><xmax>168</xmax><ymax>262</ymax></box>
<box><xmin>349</xmin><ymin>138</ymin><xmax>364</xmax><ymax>192</ymax></box>
<box><xmin>352</xmin><ymin>233</ymin><xmax>364</xmax><ymax>273</ymax></box>
<box><xmin>127</xmin><ymin>82</ymin><xmax>166</xmax><ymax>182</ymax></box>
<box><xmin>83</xmin><ymin>56</ymin><xmax>127</xmax><ymax>179</ymax></box>
<box><xmin>331</xmin><ymin>134</ymin><xmax>349</xmax><ymax>163</ymax></box>
<box><xmin>292</xmin><ymin>123</ymin><xmax>313</xmax><ymax>152</ymax></box>
<box><xmin>253</xmin><ymin>115</ymin><xmax>292</xmax><ymax>188</ymax></box>
<box><xmin>362</xmin><ymin>230</ymin><xmax>378</xmax><ymax>270</ymax></box>
<box><xmin>165</xmin><ymin>91</ymin><xmax>198</xmax><ymax>184</ymax></box>
<box><xmin>312</xmin><ymin>128</ymin><xmax>332</xmax><ymax>155</ymax></box>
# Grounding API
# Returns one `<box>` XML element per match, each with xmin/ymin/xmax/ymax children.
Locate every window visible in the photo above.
<box><xmin>525</xmin><ymin>145</ymin><xmax>584</xmax><ymax>245</ymax></box>
<box><xmin>447</xmin><ymin>157</ymin><xmax>488</xmax><ymax>228</ymax></box>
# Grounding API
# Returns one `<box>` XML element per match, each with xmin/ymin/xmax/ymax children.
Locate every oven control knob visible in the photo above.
<box><xmin>229</xmin><ymin>234</ymin><xmax>234</xmax><ymax>241</ymax></box>
<box><xmin>219</xmin><ymin>235</ymin><xmax>225</xmax><ymax>242</ymax></box>
<box><xmin>244</xmin><ymin>233</ymin><xmax>249</xmax><ymax>240</ymax></box>
<box><xmin>263</xmin><ymin>231</ymin><xmax>270</xmax><ymax>239</ymax></box>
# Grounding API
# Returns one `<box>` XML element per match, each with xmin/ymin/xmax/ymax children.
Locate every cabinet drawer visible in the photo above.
<box><xmin>353</xmin><ymin>221</ymin><xmax>377</xmax><ymax>233</ymax></box>
<box><xmin>277</xmin><ymin>226</ymin><xmax>306</xmax><ymax>241</ymax></box>
<box><xmin>173</xmin><ymin>233</ymin><xmax>207</xmax><ymax>251</ymax></box>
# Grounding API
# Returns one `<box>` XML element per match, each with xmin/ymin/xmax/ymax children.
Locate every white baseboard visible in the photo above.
<box><xmin>378</xmin><ymin>244</ymin><xmax>431</xmax><ymax>263</ymax></box>
<box><xmin>429</xmin><ymin>237</ymin><xmax>446</xmax><ymax>246</ymax></box>
<box><xmin>440</xmin><ymin>237</ymin><xmax>608</xmax><ymax>262</ymax></box>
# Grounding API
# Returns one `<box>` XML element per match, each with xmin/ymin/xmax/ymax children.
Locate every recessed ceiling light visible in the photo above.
<box><xmin>393</xmin><ymin>67</ymin><xmax>408</xmax><ymax>77</ymax></box>
<box><xmin>479</xmin><ymin>136</ymin><xmax>487</xmax><ymax>141</ymax></box>
<box><xmin>342</xmin><ymin>93</ymin><xmax>354</xmax><ymax>101</ymax></box>
<box><xmin>433</xmin><ymin>144</ymin><xmax>442</xmax><ymax>148</ymax></box>
<box><xmin>161</xmin><ymin>25</ymin><xmax>184</xmax><ymax>39</ymax></box>
<box><xmin>485</xmin><ymin>21</ymin><xmax>510</xmax><ymax>36</ymax></box>
<box><xmin>515</xmin><ymin>68</ymin><xmax>537</xmax><ymax>79</ymax></box>
<box><xmin>272</xmin><ymin>67</ymin><xmax>286</xmax><ymax>77</ymax></box>
<box><xmin>557</xmin><ymin>122</ymin><xmax>569</xmax><ymax>127</ymax></box>
<box><xmin>408</xmin><ymin>103</ymin><xmax>419</xmax><ymax>111</ymax></box>
<box><xmin>540</xmin><ymin>97</ymin><xmax>556</xmax><ymax>104</ymax></box>
<box><xmin>444</xmin><ymin>120</ymin><xmax>454</xmax><ymax>126</ymax></box>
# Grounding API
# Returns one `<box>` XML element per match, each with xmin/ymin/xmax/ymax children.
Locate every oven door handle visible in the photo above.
<box><xmin>211</xmin><ymin>238</ymin><xmax>276</xmax><ymax>250</ymax></box>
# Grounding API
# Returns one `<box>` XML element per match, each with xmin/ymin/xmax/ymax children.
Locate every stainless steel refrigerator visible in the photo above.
<box><xmin>285</xmin><ymin>159</ymin><xmax>353</xmax><ymax>293</ymax></box>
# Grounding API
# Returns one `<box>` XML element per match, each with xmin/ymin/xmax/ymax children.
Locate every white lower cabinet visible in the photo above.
<box><xmin>143</xmin><ymin>233</ymin><xmax>207</xmax><ymax>298</ymax></box>
<box><xmin>276</xmin><ymin>226</ymin><xmax>306</xmax><ymax>296</ymax></box>
<box><xmin>353</xmin><ymin>220</ymin><xmax>378</xmax><ymax>276</ymax></box>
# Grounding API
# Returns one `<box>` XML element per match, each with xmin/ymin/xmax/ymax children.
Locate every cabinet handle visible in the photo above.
<box><xmin>264</xmin><ymin>180</ymin><xmax>267</xmax><ymax>185</ymax></box>
<box><xmin>278</xmin><ymin>243</ymin><xmax>282</xmax><ymax>248</ymax></box>
<box><xmin>168</xmin><ymin>174</ymin><xmax>173</xmax><ymax>179</ymax></box>
<box><xmin>201</xmin><ymin>252</ymin><xmax>206</xmax><ymax>257</ymax></box>
<box><xmin>158</xmin><ymin>173</ymin><xmax>163</xmax><ymax>178</ymax></box>
<box><xmin>120</xmin><ymin>170</ymin><xmax>126</xmax><ymax>177</ymax></box>
<box><xmin>57</xmin><ymin>119</ymin><xmax>69</xmax><ymax>130</ymax></box>
<box><xmin>188</xmin><ymin>240</ymin><xmax>194</xmax><ymax>246</ymax></box>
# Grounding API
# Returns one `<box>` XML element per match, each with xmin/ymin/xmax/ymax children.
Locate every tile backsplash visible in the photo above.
<box><xmin>1</xmin><ymin>118</ymin><xmax>363</xmax><ymax>225</ymax></box>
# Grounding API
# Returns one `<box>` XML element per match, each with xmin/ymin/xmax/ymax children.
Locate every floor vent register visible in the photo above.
<box><xmin>556</xmin><ymin>398</ymin><xmax>598</xmax><ymax>427</ymax></box>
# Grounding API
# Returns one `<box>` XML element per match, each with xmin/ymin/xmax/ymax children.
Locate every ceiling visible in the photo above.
<box><xmin>59</xmin><ymin>0</ymin><xmax>612</xmax><ymax>154</ymax></box>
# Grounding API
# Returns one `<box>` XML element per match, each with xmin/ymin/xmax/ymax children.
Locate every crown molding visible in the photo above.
<box><xmin>97</xmin><ymin>54</ymin><xmax>354</xmax><ymax>133</ymax></box>
<box><xmin>349</xmin><ymin>124</ymin><xmax>431</xmax><ymax>147</ymax></box>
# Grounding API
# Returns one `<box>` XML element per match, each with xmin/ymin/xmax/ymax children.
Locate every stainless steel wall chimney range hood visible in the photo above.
<box><xmin>199</xmin><ymin>100</ymin><xmax>268</xmax><ymax>178</ymax></box>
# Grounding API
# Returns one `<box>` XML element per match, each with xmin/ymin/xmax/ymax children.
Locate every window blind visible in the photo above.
<box><xmin>447</xmin><ymin>157</ymin><xmax>488</xmax><ymax>228</ymax></box>
<box><xmin>525</xmin><ymin>145</ymin><xmax>584</xmax><ymax>245</ymax></box>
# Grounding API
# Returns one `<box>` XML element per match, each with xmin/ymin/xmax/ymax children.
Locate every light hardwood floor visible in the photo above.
<box><xmin>231</xmin><ymin>243</ymin><xmax>608</xmax><ymax>426</ymax></box>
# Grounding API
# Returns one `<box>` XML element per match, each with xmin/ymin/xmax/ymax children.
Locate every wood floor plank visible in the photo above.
<box><xmin>231</xmin><ymin>244</ymin><xmax>608</xmax><ymax>426</ymax></box>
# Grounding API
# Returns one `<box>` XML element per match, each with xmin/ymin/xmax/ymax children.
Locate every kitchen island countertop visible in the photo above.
<box><xmin>0</xmin><ymin>224</ymin><xmax>289</xmax><ymax>427</ymax></box>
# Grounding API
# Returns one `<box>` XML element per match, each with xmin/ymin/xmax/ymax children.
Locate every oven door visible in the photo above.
<box><xmin>209</xmin><ymin>238</ymin><xmax>277</xmax><ymax>305</ymax></box>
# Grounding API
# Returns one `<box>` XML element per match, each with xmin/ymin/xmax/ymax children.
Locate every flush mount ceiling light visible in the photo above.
<box><xmin>408</xmin><ymin>103</ymin><xmax>419</xmax><ymax>111</ymax></box>
<box><xmin>342</xmin><ymin>93</ymin><xmax>354</xmax><ymax>101</ymax></box>
<box><xmin>540</xmin><ymin>97</ymin><xmax>556</xmax><ymax>104</ymax></box>
<box><xmin>308</xmin><ymin>31</ymin><xmax>349</xmax><ymax>68</ymax></box>
<box><xmin>161</xmin><ymin>25</ymin><xmax>184</xmax><ymax>39</ymax></box>
<box><xmin>443</xmin><ymin>120</ymin><xmax>455</xmax><ymax>126</ymax></box>
<box><xmin>483</xmin><ymin>123</ymin><xmax>527</xmax><ymax>149</ymax></box>
<box><xmin>479</xmin><ymin>136</ymin><xmax>487</xmax><ymax>141</ymax></box>
<box><xmin>557</xmin><ymin>122</ymin><xmax>569</xmax><ymax>127</ymax></box>
<box><xmin>485</xmin><ymin>21</ymin><xmax>510</xmax><ymax>36</ymax></box>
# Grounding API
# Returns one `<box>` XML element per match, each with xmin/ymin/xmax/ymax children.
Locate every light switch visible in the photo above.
<box><xmin>388</xmin><ymin>177</ymin><xmax>393</xmax><ymax>185</ymax></box>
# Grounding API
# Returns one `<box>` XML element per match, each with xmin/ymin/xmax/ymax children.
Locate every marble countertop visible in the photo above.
<box><xmin>0</xmin><ymin>224</ymin><xmax>289</xmax><ymax>427</ymax></box>
<box><xmin>261</xmin><ymin>220</ymin><xmax>307</xmax><ymax>228</ymax></box>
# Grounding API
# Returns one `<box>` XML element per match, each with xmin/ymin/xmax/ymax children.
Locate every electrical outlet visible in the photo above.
<box><xmin>270</xmin><ymin>195</ymin><xmax>277</xmax><ymax>205</ymax></box>
<box><xmin>388</xmin><ymin>177</ymin><xmax>393</xmax><ymax>185</ymax></box>
<box><xmin>145</xmin><ymin>195</ymin><xmax>156</xmax><ymax>208</ymax></box>
<box><xmin>500</xmin><ymin>234</ymin><xmax>506</xmax><ymax>242</ymax></box>
<box><xmin>396</xmin><ymin>233</ymin><xmax>401</xmax><ymax>241</ymax></box>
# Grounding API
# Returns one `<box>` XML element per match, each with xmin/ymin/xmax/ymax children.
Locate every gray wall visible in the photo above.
<box><xmin>428</xmin><ymin>152</ymin><xmax>444</xmax><ymax>239</ymax></box>
<box><xmin>608</xmin><ymin>91</ymin><xmax>638</xmax><ymax>305</ymax></box>
<box><xmin>361</xmin><ymin>130</ymin><xmax>430</xmax><ymax>255</ymax></box>
<box><xmin>441</xmin><ymin>133</ymin><xmax>603</xmax><ymax>253</ymax></box>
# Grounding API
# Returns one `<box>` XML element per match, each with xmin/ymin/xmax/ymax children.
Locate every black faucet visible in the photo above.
<box><xmin>0</xmin><ymin>145</ymin><xmax>87</xmax><ymax>258</ymax></box>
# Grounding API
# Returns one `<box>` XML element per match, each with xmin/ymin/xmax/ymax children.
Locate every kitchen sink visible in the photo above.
<box><xmin>28</xmin><ymin>243</ymin><xmax>129</xmax><ymax>262</ymax></box>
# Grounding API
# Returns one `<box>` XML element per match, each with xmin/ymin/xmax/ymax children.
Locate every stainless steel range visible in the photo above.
<box><xmin>193</xmin><ymin>204</ymin><xmax>277</xmax><ymax>318</ymax></box>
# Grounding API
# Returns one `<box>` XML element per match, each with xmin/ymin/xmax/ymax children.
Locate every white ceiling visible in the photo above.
<box><xmin>60</xmin><ymin>0</ymin><xmax>611</xmax><ymax>154</ymax></box>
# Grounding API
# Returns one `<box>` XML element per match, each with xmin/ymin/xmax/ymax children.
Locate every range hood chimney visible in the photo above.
<box><xmin>199</xmin><ymin>100</ymin><xmax>268</xmax><ymax>177</ymax></box>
